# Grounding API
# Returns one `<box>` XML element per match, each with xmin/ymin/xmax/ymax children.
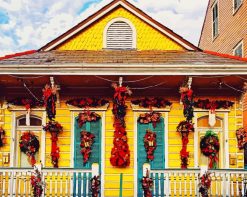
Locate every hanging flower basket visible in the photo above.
<box><xmin>43</xmin><ymin>121</ymin><xmax>63</xmax><ymax>168</ymax></box>
<box><xmin>0</xmin><ymin>127</ymin><xmax>5</xmax><ymax>147</ymax></box>
<box><xmin>200</xmin><ymin>130</ymin><xmax>220</xmax><ymax>169</ymax></box>
<box><xmin>77</xmin><ymin>112</ymin><xmax>101</xmax><ymax>128</ymax></box>
<box><xmin>131</xmin><ymin>97</ymin><xmax>171</xmax><ymax>109</ymax></box>
<box><xmin>236</xmin><ymin>127</ymin><xmax>247</xmax><ymax>149</ymax></box>
<box><xmin>66</xmin><ymin>98</ymin><xmax>109</xmax><ymax>108</ymax></box>
<box><xmin>144</xmin><ymin>130</ymin><xmax>157</xmax><ymax>161</ymax></box>
<box><xmin>138</xmin><ymin>112</ymin><xmax>161</xmax><ymax>128</ymax></box>
<box><xmin>80</xmin><ymin>131</ymin><xmax>95</xmax><ymax>164</ymax></box>
<box><xmin>19</xmin><ymin>132</ymin><xmax>40</xmax><ymax>166</ymax></box>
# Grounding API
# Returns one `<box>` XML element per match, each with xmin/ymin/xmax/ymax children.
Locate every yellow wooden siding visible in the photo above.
<box><xmin>56</xmin><ymin>7</ymin><xmax>184</xmax><ymax>51</ymax></box>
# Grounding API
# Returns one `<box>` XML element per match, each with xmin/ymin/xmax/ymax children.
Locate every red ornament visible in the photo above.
<box><xmin>236</xmin><ymin>128</ymin><xmax>247</xmax><ymax>149</ymax></box>
<box><xmin>30</xmin><ymin>166</ymin><xmax>45</xmax><ymax>197</ymax></box>
<box><xmin>138</xmin><ymin>112</ymin><xmax>161</xmax><ymax>128</ymax></box>
<box><xmin>199</xmin><ymin>171</ymin><xmax>211</xmax><ymax>197</ymax></box>
<box><xmin>90</xmin><ymin>175</ymin><xmax>100</xmax><ymax>197</ymax></box>
<box><xmin>43</xmin><ymin>84</ymin><xmax>58</xmax><ymax>120</ymax></box>
<box><xmin>141</xmin><ymin>169</ymin><xmax>153</xmax><ymax>197</ymax></box>
<box><xmin>77</xmin><ymin>112</ymin><xmax>101</xmax><ymax>128</ymax></box>
<box><xmin>110</xmin><ymin>83</ymin><xmax>131</xmax><ymax>167</ymax></box>
<box><xmin>144</xmin><ymin>130</ymin><xmax>157</xmax><ymax>161</ymax></box>
<box><xmin>80</xmin><ymin>131</ymin><xmax>95</xmax><ymax>164</ymax></box>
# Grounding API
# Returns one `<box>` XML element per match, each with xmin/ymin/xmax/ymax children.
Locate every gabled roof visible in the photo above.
<box><xmin>39</xmin><ymin>0</ymin><xmax>199</xmax><ymax>51</ymax></box>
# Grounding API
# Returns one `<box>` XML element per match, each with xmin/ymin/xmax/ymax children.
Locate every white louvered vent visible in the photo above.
<box><xmin>106</xmin><ymin>21</ymin><xmax>133</xmax><ymax>50</ymax></box>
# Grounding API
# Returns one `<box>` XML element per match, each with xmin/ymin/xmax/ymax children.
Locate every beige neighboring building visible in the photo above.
<box><xmin>199</xmin><ymin>0</ymin><xmax>247</xmax><ymax>58</ymax></box>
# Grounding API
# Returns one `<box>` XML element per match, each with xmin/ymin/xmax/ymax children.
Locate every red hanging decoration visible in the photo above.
<box><xmin>144</xmin><ymin>130</ymin><xmax>157</xmax><ymax>161</ymax></box>
<box><xmin>77</xmin><ymin>112</ymin><xmax>101</xmax><ymax>128</ymax></box>
<box><xmin>43</xmin><ymin>121</ymin><xmax>63</xmax><ymax>168</ymax></box>
<box><xmin>19</xmin><ymin>132</ymin><xmax>40</xmax><ymax>166</ymax></box>
<box><xmin>200</xmin><ymin>130</ymin><xmax>220</xmax><ymax>169</ymax></box>
<box><xmin>236</xmin><ymin>128</ymin><xmax>247</xmax><ymax>149</ymax></box>
<box><xmin>7</xmin><ymin>98</ymin><xmax>43</xmax><ymax>110</ymax></box>
<box><xmin>43</xmin><ymin>84</ymin><xmax>57</xmax><ymax>120</ymax></box>
<box><xmin>80</xmin><ymin>131</ymin><xmax>95</xmax><ymax>164</ymax></box>
<box><xmin>131</xmin><ymin>97</ymin><xmax>172</xmax><ymax>109</ymax></box>
<box><xmin>0</xmin><ymin>127</ymin><xmax>5</xmax><ymax>147</ymax></box>
<box><xmin>30</xmin><ymin>166</ymin><xmax>45</xmax><ymax>197</ymax></box>
<box><xmin>177</xmin><ymin>121</ymin><xmax>194</xmax><ymax>168</ymax></box>
<box><xmin>141</xmin><ymin>169</ymin><xmax>153</xmax><ymax>197</ymax></box>
<box><xmin>199</xmin><ymin>171</ymin><xmax>211</xmax><ymax>197</ymax></box>
<box><xmin>90</xmin><ymin>175</ymin><xmax>101</xmax><ymax>197</ymax></box>
<box><xmin>66</xmin><ymin>98</ymin><xmax>109</xmax><ymax>108</ymax></box>
<box><xmin>194</xmin><ymin>99</ymin><xmax>234</xmax><ymax>111</ymax></box>
<box><xmin>110</xmin><ymin>83</ymin><xmax>131</xmax><ymax>167</ymax></box>
<box><xmin>179</xmin><ymin>86</ymin><xmax>194</xmax><ymax>121</ymax></box>
<box><xmin>138</xmin><ymin>112</ymin><xmax>161</xmax><ymax>128</ymax></box>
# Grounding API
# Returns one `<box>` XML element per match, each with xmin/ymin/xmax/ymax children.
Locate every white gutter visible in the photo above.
<box><xmin>0</xmin><ymin>63</ymin><xmax>247</xmax><ymax>75</ymax></box>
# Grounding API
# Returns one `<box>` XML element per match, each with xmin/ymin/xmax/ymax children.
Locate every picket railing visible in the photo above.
<box><xmin>146</xmin><ymin>167</ymin><xmax>247</xmax><ymax>197</ymax></box>
<box><xmin>0</xmin><ymin>167</ymin><xmax>98</xmax><ymax>197</ymax></box>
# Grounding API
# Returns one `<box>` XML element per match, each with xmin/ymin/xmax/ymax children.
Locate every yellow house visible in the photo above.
<box><xmin>1</xmin><ymin>0</ymin><xmax>247</xmax><ymax>196</ymax></box>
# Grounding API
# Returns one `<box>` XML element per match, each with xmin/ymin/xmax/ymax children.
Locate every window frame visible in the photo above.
<box><xmin>233</xmin><ymin>0</ymin><xmax>243</xmax><ymax>14</ymax></box>
<box><xmin>103</xmin><ymin>17</ymin><xmax>137</xmax><ymax>50</ymax></box>
<box><xmin>233</xmin><ymin>40</ymin><xmax>244</xmax><ymax>57</ymax></box>
<box><xmin>212</xmin><ymin>0</ymin><xmax>219</xmax><ymax>40</ymax></box>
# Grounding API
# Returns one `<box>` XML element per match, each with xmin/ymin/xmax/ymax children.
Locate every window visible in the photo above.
<box><xmin>105</xmin><ymin>20</ymin><xmax>135</xmax><ymax>50</ymax></box>
<box><xmin>212</xmin><ymin>2</ymin><xmax>219</xmax><ymax>38</ymax></box>
<box><xmin>233</xmin><ymin>41</ymin><xmax>243</xmax><ymax>57</ymax></box>
<box><xmin>234</xmin><ymin>0</ymin><xmax>242</xmax><ymax>12</ymax></box>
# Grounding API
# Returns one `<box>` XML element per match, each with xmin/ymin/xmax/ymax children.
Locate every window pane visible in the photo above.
<box><xmin>213</xmin><ymin>3</ymin><xmax>218</xmax><ymax>38</ymax></box>
<box><xmin>18</xmin><ymin>117</ymin><xmax>42</xmax><ymax>126</ymax></box>
<box><xmin>234</xmin><ymin>43</ymin><xmax>243</xmax><ymax>57</ymax></box>
<box><xmin>234</xmin><ymin>0</ymin><xmax>242</xmax><ymax>10</ymax></box>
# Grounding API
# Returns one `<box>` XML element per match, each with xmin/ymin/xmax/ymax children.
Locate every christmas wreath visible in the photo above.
<box><xmin>131</xmin><ymin>97</ymin><xmax>171</xmax><ymax>109</ymax></box>
<box><xmin>80</xmin><ymin>131</ymin><xmax>95</xmax><ymax>164</ymax></box>
<box><xmin>7</xmin><ymin>98</ymin><xmax>43</xmax><ymax>110</ymax></box>
<box><xmin>43</xmin><ymin>121</ymin><xmax>63</xmax><ymax>168</ymax></box>
<box><xmin>66</xmin><ymin>98</ymin><xmax>109</xmax><ymax>108</ymax></box>
<box><xmin>138</xmin><ymin>112</ymin><xmax>161</xmax><ymax>129</ymax></box>
<box><xmin>90</xmin><ymin>175</ymin><xmax>101</xmax><ymax>197</ymax></box>
<box><xmin>30</xmin><ymin>166</ymin><xmax>45</xmax><ymax>197</ymax></box>
<box><xmin>110</xmin><ymin>83</ymin><xmax>131</xmax><ymax>167</ymax></box>
<box><xmin>0</xmin><ymin>127</ymin><xmax>5</xmax><ymax>147</ymax></box>
<box><xmin>177</xmin><ymin>121</ymin><xmax>194</xmax><ymax>168</ymax></box>
<box><xmin>194</xmin><ymin>99</ymin><xmax>234</xmax><ymax>111</ymax></box>
<box><xmin>236</xmin><ymin>128</ymin><xmax>247</xmax><ymax>150</ymax></box>
<box><xmin>200</xmin><ymin>130</ymin><xmax>220</xmax><ymax>169</ymax></box>
<box><xmin>19</xmin><ymin>132</ymin><xmax>40</xmax><ymax>166</ymax></box>
<box><xmin>141</xmin><ymin>169</ymin><xmax>153</xmax><ymax>197</ymax></box>
<box><xmin>199</xmin><ymin>171</ymin><xmax>211</xmax><ymax>197</ymax></box>
<box><xmin>43</xmin><ymin>84</ymin><xmax>57</xmax><ymax>120</ymax></box>
<box><xmin>77</xmin><ymin>112</ymin><xmax>101</xmax><ymax>128</ymax></box>
<box><xmin>144</xmin><ymin>130</ymin><xmax>157</xmax><ymax>161</ymax></box>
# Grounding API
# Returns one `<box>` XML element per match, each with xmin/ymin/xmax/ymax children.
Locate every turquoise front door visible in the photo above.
<box><xmin>74</xmin><ymin>116</ymin><xmax>101</xmax><ymax>196</ymax></box>
<box><xmin>137</xmin><ymin>117</ymin><xmax>165</xmax><ymax>196</ymax></box>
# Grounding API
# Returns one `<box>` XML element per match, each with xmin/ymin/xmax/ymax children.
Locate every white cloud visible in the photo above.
<box><xmin>0</xmin><ymin>0</ymin><xmax>208</xmax><ymax>56</ymax></box>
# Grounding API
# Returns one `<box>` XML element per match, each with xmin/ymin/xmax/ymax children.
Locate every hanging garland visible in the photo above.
<box><xmin>7</xmin><ymin>98</ymin><xmax>43</xmax><ymax>110</ymax></box>
<box><xmin>177</xmin><ymin>85</ymin><xmax>194</xmax><ymax>169</ymax></box>
<box><xmin>141</xmin><ymin>169</ymin><xmax>153</xmax><ymax>197</ymax></box>
<box><xmin>0</xmin><ymin>127</ymin><xmax>5</xmax><ymax>147</ymax></box>
<box><xmin>138</xmin><ymin>112</ymin><xmax>161</xmax><ymax>128</ymax></box>
<box><xmin>77</xmin><ymin>112</ymin><xmax>101</xmax><ymax>128</ymax></box>
<box><xmin>200</xmin><ymin>130</ymin><xmax>220</xmax><ymax>169</ymax></box>
<box><xmin>194</xmin><ymin>99</ymin><xmax>234</xmax><ymax>111</ymax></box>
<box><xmin>177</xmin><ymin>121</ymin><xmax>194</xmax><ymax>168</ymax></box>
<box><xmin>90</xmin><ymin>175</ymin><xmax>101</xmax><ymax>197</ymax></box>
<box><xmin>80</xmin><ymin>131</ymin><xmax>95</xmax><ymax>164</ymax></box>
<box><xmin>43</xmin><ymin>84</ymin><xmax>57</xmax><ymax>120</ymax></box>
<box><xmin>43</xmin><ymin>121</ymin><xmax>63</xmax><ymax>168</ymax></box>
<box><xmin>66</xmin><ymin>98</ymin><xmax>109</xmax><ymax>108</ymax></box>
<box><xmin>131</xmin><ymin>97</ymin><xmax>171</xmax><ymax>109</ymax></box>
<box><xmin>144</xmin><ymin>130</ymin><xmax>157</xmax><ymax>161</ymax></box>
<box><xmin>110</xmin><ymin>83</ymin><xmax>131</xmax><ymax>167</ymax></box>
<box><xmin>236</xmin><ymin>128</ymin><xmax>247</xmax><ymax>149</ymax></box>
<box><xmin>30</xmin><ymin>166</ymin><xmax>45</xmax><ymax>197</ymax></box>
<box><xmin>19</xmin><ymin>132</ymin><xmax>40</xmax><ymax>166</ymax></box>
<box><xmin>199</xmin><ymin>171</ymin><xmax>211</xmax><ymax>197</ymax></box>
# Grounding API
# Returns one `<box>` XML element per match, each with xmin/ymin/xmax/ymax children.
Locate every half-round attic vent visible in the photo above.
<box><xmin>106</xmin><ymin>21</ymin><xmax>134</xmax><ymax>50</ymax></box>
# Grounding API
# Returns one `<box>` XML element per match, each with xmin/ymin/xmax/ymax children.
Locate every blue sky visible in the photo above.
<box><xmin>0</xmin><ymin>0</ymin><xmax>208</xmax><ymax>56</ymax></box>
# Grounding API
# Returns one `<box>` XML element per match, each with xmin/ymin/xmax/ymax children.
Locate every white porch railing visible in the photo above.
<box><xmin>0</xmin><ymin>167</ymin><xmax>98</xmax><ymax>197</ymax></box>
<box><xmin>146</xmin><ymin>167</ymin><xmax>247</xmax><ymax>197</ymax></box>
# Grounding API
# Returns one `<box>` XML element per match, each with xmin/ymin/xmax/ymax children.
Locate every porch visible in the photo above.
<box><xmin>0</xmin><ymin>168</ymin><xmax>247</xmax><ymax>196</ymax></box>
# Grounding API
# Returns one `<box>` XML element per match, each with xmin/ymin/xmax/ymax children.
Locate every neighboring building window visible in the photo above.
<box><xmin>106</xmin><ymin>21</ymin><xmax>134</xmax><ymax>50</ymax></box>
<box><xmin>233</xmin><ymin>42</ymin><xmax>243</xmax><ymax>57</ymax></box>
<box><xmin>212</xmin><ymin>2</ymin><xmax>219</xmax><ymax>38</ymax></box>
<box><xmin>234</xmin><ymin>0</ymin><xmax>242</xmax><ymax>11</ymax></box>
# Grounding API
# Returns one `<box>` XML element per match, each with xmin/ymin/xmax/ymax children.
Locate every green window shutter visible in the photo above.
<box><xmin>74</xmin><ymin>117</ymin><xmax>101</xmax><ymax>169</ymax></box>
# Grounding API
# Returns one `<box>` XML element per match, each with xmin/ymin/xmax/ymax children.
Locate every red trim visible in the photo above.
<box><xmin>0</xmin><ymin>50</ymin><xmax>37</xmax><ymax>60</ymax></box>
<box><xmin>204</xmin><ymin>50</ymin><xmax>247</xmax><ymax>62</ymax></box>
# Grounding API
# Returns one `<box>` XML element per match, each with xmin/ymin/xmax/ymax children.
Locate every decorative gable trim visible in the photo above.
<box><xmin>39</xmin><ymin>0</ymin><xmax>199</xmax><ymax>51</ymax></box>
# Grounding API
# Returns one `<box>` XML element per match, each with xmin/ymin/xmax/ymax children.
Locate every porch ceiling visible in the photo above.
<box><xmin>0</xmin><ymin>75</ymin><xmax>245</xmax><ymax>98</ymax></box>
